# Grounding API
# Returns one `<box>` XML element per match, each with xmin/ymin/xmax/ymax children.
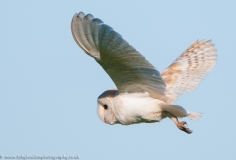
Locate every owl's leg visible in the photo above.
<box><xmin>168</xmin><ymin>113</ymin><xmax>192</xmax><ymax>134</ymax></box>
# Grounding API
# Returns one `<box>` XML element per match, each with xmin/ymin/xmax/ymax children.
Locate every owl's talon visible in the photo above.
<box><xmin>177</xmin><ymin>121</ymin><xmax>192</xmax><ymax>134</ymax></box>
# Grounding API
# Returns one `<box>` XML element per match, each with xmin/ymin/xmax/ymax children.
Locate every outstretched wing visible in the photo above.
<box><xmin>161</xmin><ymin>40</ymin><xmax>217</xmax><ymax>104</ymax></box>
<box><xmin>71</xmin><ymin>12</ymin><xmax>166</xmax><ymax>101</ymax></box>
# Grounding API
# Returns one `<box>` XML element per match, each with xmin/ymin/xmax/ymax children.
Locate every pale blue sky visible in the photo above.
<box><xmin>1</xmin><ymin>1</ymin><xmax>235</xmax><ymax>160</ymax></box>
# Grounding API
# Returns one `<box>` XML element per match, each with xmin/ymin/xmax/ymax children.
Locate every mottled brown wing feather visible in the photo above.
<box><xmin>161</xmin><ymin>40</ymin><xmax>217</xmax><ymax>104</ymax></box>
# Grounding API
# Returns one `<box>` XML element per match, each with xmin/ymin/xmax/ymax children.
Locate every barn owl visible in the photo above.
<box><xmin>71</xmin><ymin>12</ymin><xmax>217</xmax><ymax>134</ymax></box>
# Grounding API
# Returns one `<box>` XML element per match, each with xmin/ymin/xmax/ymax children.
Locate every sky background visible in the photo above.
<box><xmin>1</xmin><ymin>1</ymin><xmax>235</xmax><ymax>160</ymax></box>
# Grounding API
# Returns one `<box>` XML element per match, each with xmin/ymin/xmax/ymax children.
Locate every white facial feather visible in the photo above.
<box><xmin>97</xmin><ymin>90</ymin><xmax>118</xmax><ymax>124</ymax></box>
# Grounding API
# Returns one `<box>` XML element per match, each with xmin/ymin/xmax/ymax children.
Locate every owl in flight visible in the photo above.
<box><xmin>71</xmin><ymin>12</ymin><xmax>217</xmax><ymax>134</ymax></box>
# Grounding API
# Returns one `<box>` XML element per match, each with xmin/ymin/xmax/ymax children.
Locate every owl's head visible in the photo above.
<box><xmin>97</xmin><ymin>89</ymin><xmax>118</xmax><ymax>125</ymax></box>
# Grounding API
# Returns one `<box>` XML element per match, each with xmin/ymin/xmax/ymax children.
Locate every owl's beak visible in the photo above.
<box><xmin>104</xmin><ymin>118</ymin><xmax>107</xmax><ymax>123</ymax></box>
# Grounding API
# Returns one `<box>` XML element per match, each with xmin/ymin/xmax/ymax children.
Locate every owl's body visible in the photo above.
<box><xmin>111</xmin><ymin>91</ymin><xmax>164</xmax><ymax>124</ymax></box>
<box><xmin>98</xmin><ymin>90</ymin><xmax>194</xmax><ymax>125</ymax></box>
<box><xmin>118</xmin><ymin>92</ymin><xmax>164</xmax><ymax>124</ymax></box>
<box><xmin>71</xmin><ymin>12</ymin><xmax>217</xmax><ymax>134</ymax></box>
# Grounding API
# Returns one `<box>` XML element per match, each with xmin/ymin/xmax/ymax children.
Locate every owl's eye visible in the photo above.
<box><xmin>103</xmin><ymin>104</ymin><xmax>108</xmax><ymax>110</ymax></box>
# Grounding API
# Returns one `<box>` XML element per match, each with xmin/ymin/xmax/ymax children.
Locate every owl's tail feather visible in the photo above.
<box><xmin>161</xmin><ymin>104</ymin><xmax>187</xmax><ymax>118</ymax></box>
<box><xmin>187</xmin><ymin>111</ymin><xmax>202</xmax><ymax>120</ymax></box>
<box><xmin>160</xmin><ymin>104</ymin><xmax>202</xmax><ymax>120</ymax></box>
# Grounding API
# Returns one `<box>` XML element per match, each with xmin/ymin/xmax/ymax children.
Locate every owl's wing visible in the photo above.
<box><xmin>161</xmin><ymin>40</ymin><xmax>217</xmax><ymax>104</ymax></box>
<box><xmin>71</xmin><ymin>12</ymin><xmax>166</xmax><ymax>101</ymax></box>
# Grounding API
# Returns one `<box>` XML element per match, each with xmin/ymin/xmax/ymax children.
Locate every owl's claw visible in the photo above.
<box><xmin>168</xmin><ymin>113</ymin><xmax>193</xmax><ymax>134</ymax></box>
<box><xmin>177</xmin><ymin>121</ymin><xmax>192</xmax><ymax>134</ymax></box>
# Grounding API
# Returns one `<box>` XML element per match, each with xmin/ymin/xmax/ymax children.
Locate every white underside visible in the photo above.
<box><xmin>112</xmin><ymin>92</ymin><xmax>163</xmax><ymax>124</ymax></box>
<box><xmin>112</xmin><ymin>92</ymin><xmax>201</xmax><ymax>124</ymax></box>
